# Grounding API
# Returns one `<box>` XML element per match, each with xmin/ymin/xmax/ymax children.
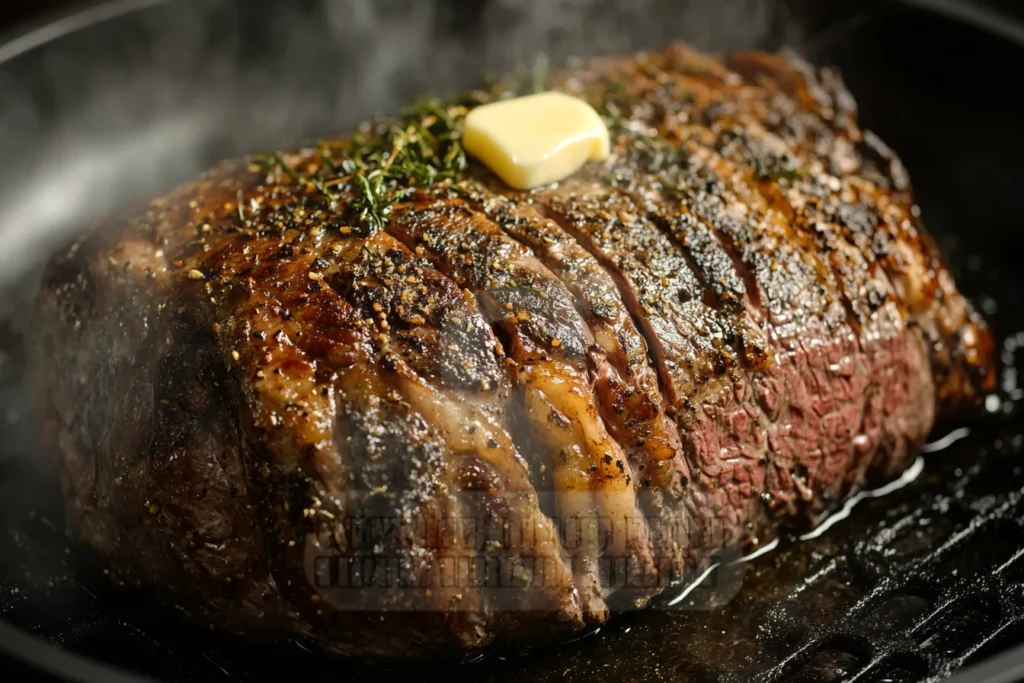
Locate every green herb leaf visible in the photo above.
<box><xmin>759</xmin><ymin>165</ymin><xmax>807</xmax><ymax>181</ymax></box>
<box><xmin>247</xmin><ymin>60</ymin><xmax>544</xmax><ymax>232</ymax></box>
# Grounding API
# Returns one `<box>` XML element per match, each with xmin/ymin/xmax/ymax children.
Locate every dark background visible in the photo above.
<box><xmin>2</xmin><ymin>0</ymin><xmax>70</xmax><ymax>29</ymax></box>
<box><xmin>2</xmin><ymin>0</ymin><xmax>1024</xmax><ymax>34</ymax></box>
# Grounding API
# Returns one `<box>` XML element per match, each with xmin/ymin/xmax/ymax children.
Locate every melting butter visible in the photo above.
<box><xmin>462</xmin><ymin>91</ymin><xmax>610</xmax><ymax>190</ymax></box>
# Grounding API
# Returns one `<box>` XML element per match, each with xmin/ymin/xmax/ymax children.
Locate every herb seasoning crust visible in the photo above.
<box><xmin>33</xmin><ymin>43</ymin><xmax>995</xmax><ymax>658</ymax></box>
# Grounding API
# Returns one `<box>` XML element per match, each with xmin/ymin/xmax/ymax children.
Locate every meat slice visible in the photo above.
<box><xmin>607</xmin><ymin>49</ymin><xmax>939</xmax><ymax>491</ymax></box>
<box><xmin>536</xmin><ymin>181</ymin><xmax>771</xmax><ymax>569</ymax></box>
<box><xmin>465</xmin><ymin>189</ymin><xmax>686</xmax><ymax>497</ymax></box>
<box><xmin>454</xmin><ymin>186</ymin><xmax>694</xmax><ymax>603</ymax></box>
<box><xmin>31</xmin><ymin>42</ymin><xmax>995</xmax><ymax>659</ymax></box>
<box><xmin>384</xmin><ymin>198</ymin><xmax>659</xmax><ymax>614</ymax></box>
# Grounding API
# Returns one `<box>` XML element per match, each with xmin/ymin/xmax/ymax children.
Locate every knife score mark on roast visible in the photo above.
<box><xmin>30</xmin><ymin>43</ymin><xmax>995</xmax><ymax>658</ymax></box>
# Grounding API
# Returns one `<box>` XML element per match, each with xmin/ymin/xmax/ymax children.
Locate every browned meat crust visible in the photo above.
<box><xmin>31</xmin><ymin>43</ymin><xmax>995</xmax><ymax>658</ymax></box>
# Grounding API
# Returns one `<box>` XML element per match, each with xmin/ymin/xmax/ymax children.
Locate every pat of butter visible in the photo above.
<box><xmin>462</xmin><ymin>91</ymin><xmax>610</xmax><ymax>190</ymax></box>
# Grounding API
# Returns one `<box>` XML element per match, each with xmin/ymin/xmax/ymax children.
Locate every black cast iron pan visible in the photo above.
<box><xmin>3</xmin><ymin>1</ymin><xmax>1024</xmax><ymax>681</ymax></box>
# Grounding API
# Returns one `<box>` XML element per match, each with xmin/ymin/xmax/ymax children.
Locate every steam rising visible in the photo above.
<box><xmin>0</xmin><ymin>0</ymin><xmax>796</xmax><ymax>291</ymax></box>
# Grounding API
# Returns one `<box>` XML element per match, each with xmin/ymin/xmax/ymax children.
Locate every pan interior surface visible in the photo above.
<box><xmin>2</xmin><ymin>1</ymin><xmax>1024</xmax><ymax>682</ymax></box>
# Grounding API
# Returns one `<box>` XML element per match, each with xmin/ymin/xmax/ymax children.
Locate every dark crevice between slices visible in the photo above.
<box><xmin>723</xmin><ymin>83</ymin><xmax>989</xmax><ymax>414</ymax></box>
<box><xmin>652</xmin><ymin>122</ymin><xmax>868</xmax><ymax>355</ymax></box>
<box><xmin>582</xmin><ymin>136</ymin><xmax>774</xmax><ymax>381</ymax></box>
<box><xmin>205</xmin><ymin>234</ymin><xmax>502</xmax><ymax>650</ymax></box>
<box><xmin>311</xmin><ymin>231</ymin><xmax>586</xmax><ymax>639</ymax></box>
<box><xmin>702</xmin><ymin>114</ymin><xmax>918</xmax><ymax>357</ymax></box>
<box><xmin>732</xmin><ymin>136</ymin><xmax>865</xmax><ymax>338</ymax></box>
<box><xmin>530</xmin><ymin>183</ymin><xmax>768</xmax><ymax>576</ymax></box>
<box><xmin>721</xmin><ymin>48</ymin><xmax>984</xmax><ymax>432</ymax></box>
<box><xmin>682</xmin><ymin>197</ymin><xmax>767</xmax><ymax>323</ymax></box>
<box><xmin>601</xmin><ymin>162</ymin><xmax>755</xmax><ymax>326</ymax></box>
<box><xmin>524</xmin><ymin>196</ymin><xmax>701</xmax><ymax>591</ymax></box>
<box><xmin>669</xmin><ymin>149</ymin><xmax>859</xmax><ymax>519</ymax></box>
<box><xmin>671</xmin><ymin>141</ymin><xmax>886</xmax><ymax>520</ymax></box>
<box><xmin>590</xmin><ymin>84</ymin><xmax>859</xmax><ymax>530</ymax></box>
<box><xmin>667</xmin><ymin>47</ymin><xmax>918</xmax><ymax>308</ymax></box>
<box><xmin>530</xmin><ymin>181</ymin><xmax>744</xmax><ymax>422</ymax></box>
<box><xmin>455</xmin><ymin>182</ymin><xmax>687</xmax><ymax>486</ymax></box>
<box><xmin>605</xmin><ymin>50</ymin><xmax>869</xmax><ymax>359</ymax></box>
<box><xmin>617</xmin><ymin>189</ymin><xmax>771</xmax><ymax>375</ymax></box>
<box><xmin>682</xmin><ymin>127</ymin><xmax>918</xmax><ymax>498</ymax></box>
<box><xmin>531</xmin><ymin>200</ymin><xmax>682</xmax><ymax>417</ymax></box>
<box><xmin>381</xmin><ymin>197</ymin><xmax>661</xmax><ymax>618</ymax></box>
<box><xmin>455</xmin><ymin>184</ymin><xmax>694</xmax><ymax>606</ymax></box>
<box><xmin>588</xmin><ymin>166</ymin><xmax>781</xmax><ymax>553</ymax></box>
<box><xmin>655</xmin><ymin>53</ymin><xmax>872</xmax><ymax>348</ymax></box>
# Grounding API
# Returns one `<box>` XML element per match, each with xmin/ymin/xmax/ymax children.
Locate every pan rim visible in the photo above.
<box><xmin>0</xmin><ymin>0</ymin><xmax>171</xmax><ymax>66</ymax></box>
<box><xmin>0</xmin><ymin>619</ymin><xmax>160</xmax><ymax>683</ymax></box>
<box><xmin>0</xmin><ymin>7</ymin><xmax>180</xmax><ymax>683</ymax></box>
<box><xmin>893</xmin><ymin>0</ymin><xmax>1024</xmax><ymax>48</ymax></box>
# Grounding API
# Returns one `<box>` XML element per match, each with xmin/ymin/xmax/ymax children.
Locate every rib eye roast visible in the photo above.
<box><xmin>32</xmin><ymin>43</ymin><xmax>996</xmax><ymax>659</ymax></box>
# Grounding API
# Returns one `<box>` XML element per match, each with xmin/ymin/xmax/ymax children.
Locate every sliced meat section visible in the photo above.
<box><xmin>457</xmin><ymin>183</ymin><xmax>695</xmax><ymax>602</ymax></box>
<box><xmin>460</xmin><ymin>186</ymin><xmax>686</xmax><ymax>497</ymax></box>
<box><xmin>385</xmin><ymin>196</ymin><xmax>658</xmax><ymax>616</ymax></box>
<box><xmin>33</xmin><ymin>42</ymin><xmax>996</xmax><ymax>659</ymax></box>
<box><xmin>534</xmin><ymin>180</ymin><xmax>771</xmax><ymax>569</ymax></box>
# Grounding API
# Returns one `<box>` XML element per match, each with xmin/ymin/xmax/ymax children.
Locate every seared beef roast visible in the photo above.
<box><xmin>32</xmin><ymin>44</ymin><xmax>996</xmax><ymax>658</ymax></box>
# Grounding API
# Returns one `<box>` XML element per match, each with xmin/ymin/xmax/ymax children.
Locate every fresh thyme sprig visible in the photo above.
<box><xmin>249</xmin><ymin>56</ymin><xmax>553</xmax><ymax>232</ymax></box>
<box><xmin>635</xmin><ymin>135</ymin><xmax>688</xmax><ymax>173</ymax></box>
<box><xmin>757</xmin><ymin>163</ymin><xmax>808</xmax><ymax>182</ymax></box>
<box><xmin>349</xmin><ymin>170</ymin><xmax>409</xmax><ymax>229</ymax></box>
<box><xmin>251</xmin><ymin>94</ymin><xmax>479</xmax><ymax>231</ymax></box>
